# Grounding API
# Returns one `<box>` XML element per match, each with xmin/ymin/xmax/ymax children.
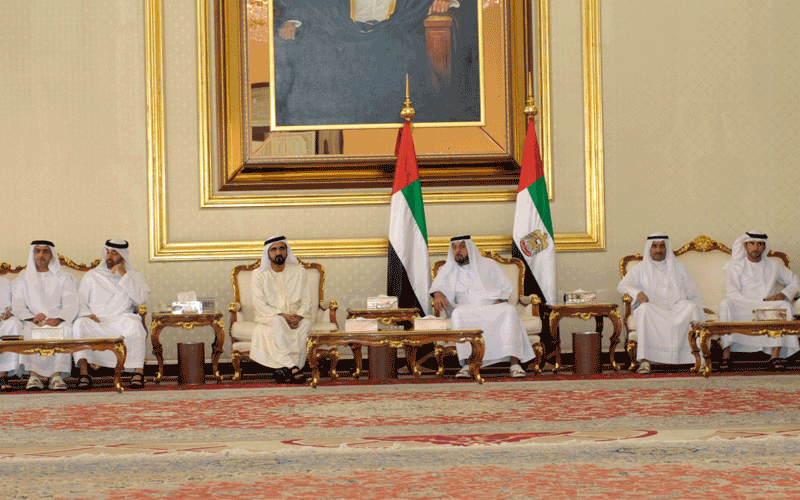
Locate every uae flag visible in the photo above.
<box><xmin>511</xmin><ymin>116</ymin><xmax>557</xmax><ymax>305</ymax></box>
<box><xmin>387</xmin><ymin>120</ymin><xmax>431</xmax><ymax>315</ymax></box>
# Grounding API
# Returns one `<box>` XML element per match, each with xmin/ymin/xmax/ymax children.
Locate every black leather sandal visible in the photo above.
<box><xmin>0</xmin><ymin>376</ymin><xmax>11</xmax><ymax>392</ymax></box>
<box><xmin>273</xmin><ymin>368</ymin><xmax>290</xmax><ymax>384</ymax></box>
<box><xmin>719</xmin><ymin>359</ymin><xmax>733</xmax><ymax>372</ymax></box>
<box><xmin>129</xmin><ymin>373</ymin><xmax>145</xmax><ymax>389</ymax></box>
<box><xmin>289</xmin><ymin>366</ymin><xmax>307</xmax><ymax>385</ymax></box>
<box><xmin>77</xmin><ymin>374</ymin><xmax>93</xmax><ymax>391</ymax></box>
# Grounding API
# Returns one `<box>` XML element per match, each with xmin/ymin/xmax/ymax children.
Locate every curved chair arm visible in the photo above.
<box><xmin>137</xmin><ymin>304</ymin><xmax>148</xmax><ymax>331</ymax></box>
<box><xmin>518</xmin><ymin>295</ymin><xmax>542</xmax><ymax>317</ymax></box>
<box><xmin>622</xmin><ymin>293</ymin><xmax>633</xmax><ymax>318</ymax></box>
<box><xmin>229</xmin><ymin>301</ymin><xmax>240</xmax><ymax>324</ymax></box>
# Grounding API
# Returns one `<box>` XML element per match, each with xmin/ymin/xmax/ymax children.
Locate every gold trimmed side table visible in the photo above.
<box><xmin>0</xmin><ymin>337</ymin><xmax>127</xmax><ymax>392</ymax></box>
<box><xmin>548</xmin><ymin>303</ymin><xmax>623</xmax><ymax>374</ymax></box>
<box><xmin>150</xmin><ymin>312</ymin><xmax>225</xmax><ymax>384</ymax></box>
<box><xmin>307</xmin><ymin>329</ymin><xmax>484</xmax><ymax>388</ymax></box>
<box><xmin>689</xmin><ymin>320</ymin><xmax>800</xmax><ymax>377</ymax></box>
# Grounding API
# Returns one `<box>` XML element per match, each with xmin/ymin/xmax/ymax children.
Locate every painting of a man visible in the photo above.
<box><xmin>272</xmin><ymin>0</ymin><xmax>480</xmax><ymax>128</ymax></box>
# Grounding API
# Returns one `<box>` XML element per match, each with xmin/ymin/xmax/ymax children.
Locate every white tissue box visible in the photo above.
<box><xmin>171</xmin><ymin>301</ymin><xmax>203</xmax><ymax>314</ymax></box>
<box><xmin>753</xmin><ymin>309</ymin><xmax>786</xmax><ymax>321</ymax></box>
<box><xmin>565</xmin><ymin>291</ymin><xmax>596</xmax><ymax>304</ymax></box>
<box><xmin>345</xmin><ymin>318</ymin><xmax>379</xmax><ymax>332</ymax></box>
<box><xmin>414</xmin><ymin>317</ymin><xmax>447</xmax><ymax>330</ymax></box>
<box><xmin>367</xmin><ymin>296</ymin><xmax>399</xmax><ymax>309</ymax></box>
<box><xmin>31</xmin><ymin>326</ymin><xmax>64</xmax><ymax>340</ymax></box>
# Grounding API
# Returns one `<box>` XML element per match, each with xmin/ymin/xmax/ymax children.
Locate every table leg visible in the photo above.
<box><xmin>405</xmin><ymin>344</ymin><xmax>421</xmax><ymax>378</ymax></box>
<box><xmin>549</xmin><ymin>312</ymin><xmax>562</xmax><ymax>374</ymax></box>
<box><xmin>688</xmin><ymin>326</ymin><xmax>702</xmax><ymax>374</ymax></box>
<box><xmin>210</xmin><ymin>319</ymin><xmax>225</xmax><ymax>383</ymax></box>
<box><xmin>151</xmin><ymin>324</ymin><xmax>164</xmax><ymax>384</ymax></box>
<box><xmin>699</xmin><ymin>329</ymin><xmax>712</xmax><ymax>377</ymax></box>
<box><xmin>467</xmin><ymin>337</ymin><xmax>485</xmax><ymax>384</ymax></box>
<box><xmin>607</xmin><ymin>310</ymin><xmax>623</xmax><ymax>371</ymax></box>
<box><xmin>307</xmin><ymin>340</ymin><xmax>320</xmax><ymax>388</ymax></box>
<box><xmin>111</xmin><ymin>342</ymin><xmax>127</xmax><ymax>393</ymax></box>
<box><xmin>352</xmin><ymin>345</ymin><xmax>363</xmax><ymax>378</ymax></box>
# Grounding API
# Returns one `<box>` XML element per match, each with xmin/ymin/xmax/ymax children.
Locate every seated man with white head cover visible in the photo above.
<box><xmin>0</xmin><ymin>276</ymin><xmax>24</xmax><ymax>392</ymax></box>
<box><xmin>73</xmin><ymin>239</ymin><xmax>150</xmax><ymax>390</ymax></box>
<box><xmin>719</xmin><ymin>231</ymin><xmax>800</xmax><ymax>371</ymax></box>
<box><xmin>250</xmin><ymin>236</ymin><xmax>312</xmax><ymax>384</ymax></box>
<box><xmin>617</xmin><ymin>233</ymin><xmax>706</xmax><ymax>374</ymax></box>
<box><xmin>12</xmin><ymin>240</ymin><xmax>79</xmax><ymax>391</ymax></box>
<box><xmin>430</xmin><ymin>236</ymin><xmax>535</xmax><ymax>378</ymax></box>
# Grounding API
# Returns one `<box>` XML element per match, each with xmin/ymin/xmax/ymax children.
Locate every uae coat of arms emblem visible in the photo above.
<box><xmin>519</xmin><ymin>230</ymin><xmax>549</xmax><ymax>257</ymax></box>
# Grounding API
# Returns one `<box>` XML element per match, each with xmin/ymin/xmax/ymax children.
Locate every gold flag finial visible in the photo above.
<box><xmin>523</xmin><ymin>71</ymin><xmax>538</xmax><ymax>120</ymax></box>
<box><xmin>400</xmin><ymin>74</ymin><xmax>416</xmax><ymax>121</ymax></box>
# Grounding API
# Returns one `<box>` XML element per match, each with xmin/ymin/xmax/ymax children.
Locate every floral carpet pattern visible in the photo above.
<box><xmin>3</xmin><ymin>375</ymin><xmax>800</xmax><ymax>498</ymax></box>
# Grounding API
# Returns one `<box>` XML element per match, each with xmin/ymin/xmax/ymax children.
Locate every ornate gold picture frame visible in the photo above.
<box><xmin>216</xmin><ymin>0</ymin><xmax>529</xmax><ymax>191</ymax></box>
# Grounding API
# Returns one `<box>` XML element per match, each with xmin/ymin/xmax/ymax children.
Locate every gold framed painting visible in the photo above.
<box><xmin>216</xmin><ymin>0</ymin><xmax>531</xmax><ymax>191</ymax></box>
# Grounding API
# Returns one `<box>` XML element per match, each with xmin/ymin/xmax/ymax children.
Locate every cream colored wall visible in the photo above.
<box><xmin>2</xmin><ymin>1</ymin><xmax>798</xmax><ymax>364</ymax></box>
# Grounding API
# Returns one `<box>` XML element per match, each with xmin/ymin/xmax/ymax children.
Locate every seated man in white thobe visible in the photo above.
<box><xmin>12</xmin><ymin>240</ymin><xmax>79</xmax><ymax>391</ymax></box>
<box><xmin>719</xmin><ymin>231</ymin><xmax>800</xmax><ymax>372</ymax></box>
<box><xmin>250</xmin><ymin>236</ymin><xmax>312</xmax><ymax>384</ymax></box>
<box><xmin>0</xmin><ymin>276</ymin><xmax>24</xmax><ymax>392</ymax></box>
<box><xmin>617</xmin><ymin>234</ymin><xmax>706</xmax><ymax>374</ymax></box>
<box><xmin>73</xmin><ymin>239</ymin><xmax>150</xmax><ymax>390</ymax></box>
<box><xmin>430</xmin><ymin>235</ymin><xmax>535</xmax><ymax>378</ymax></box>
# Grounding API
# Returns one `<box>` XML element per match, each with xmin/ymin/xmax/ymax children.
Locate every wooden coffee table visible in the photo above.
<box><xmin>548</xmin><ymin>303</ymin><xmax>623</xmax><ymax>374</ymax></box>
<box><xmin>0</xmin><ymin>337</ymin><xmax>127</xmax><ymax>392</ymax></box>
<box><xmin>689</xmin><ymin>320</ymin><xmax>800</xmax><ymax>377</ymax></box>
<box><xmin>307</xmin><ymin>329</ymin><xmax>484</xmax><ymax>388</ymax></box>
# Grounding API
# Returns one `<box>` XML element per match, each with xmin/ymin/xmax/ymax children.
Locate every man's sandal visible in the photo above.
<box><xmin>77</xmin><ymin>374</ymin><xmax>93</xmax><ymax>391</ymax></box>
<box><xmin>289</xmin><ymin>366</ymin><xmax>307</xmax><ymax>384</ymax></box>
<box><xmin>129</xmin><ymin>373</ymin><xmax>145</xmax><ymax>390</ymax></box>
<box><xmin>0</xmin><ymin>376</ymin><xmax>11</xmax><ymax>392</ymax></box>
<box><xmin>770</xmin><ymin>357</ymin><xmax>786</xmax><ymax>372</ymax></box>
<box><xmin>718</xmin><ymin>359</ymin><xmax>733</xmax><ymax>372</ymax></box>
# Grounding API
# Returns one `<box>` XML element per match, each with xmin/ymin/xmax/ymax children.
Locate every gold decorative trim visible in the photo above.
<box><xmin>147</xmin><ymin>0</ymin><xmax>605</xmax><ymax>261</ymax></box>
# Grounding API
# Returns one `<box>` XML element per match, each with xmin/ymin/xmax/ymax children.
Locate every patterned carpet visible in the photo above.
<box><xmin>3</xmin><ymin>374</ymin><xmax>800</xmax><ymax>499</ymax></box>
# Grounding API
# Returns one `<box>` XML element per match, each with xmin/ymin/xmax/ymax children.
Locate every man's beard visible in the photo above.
<box><xmin>271</xmin><ymin>255</ymin><xmax>286</xmax><ymax>266</ymax></box>
<box><xmin>455</xmin><ymin>256</ymin><xmax>469</xmax><ymax>265</ymax></box>
<box><xmin>35</xmin><ymin>259</ymin><xmax>49</xmax><ymax>271</ymax></box>
<box><xmin>106</xmin><ymin>257</ymin><xmax>123</xmax><ymax>269</ymax></box>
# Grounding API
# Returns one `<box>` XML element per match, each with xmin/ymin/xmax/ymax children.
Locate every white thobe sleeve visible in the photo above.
<box><xmin>252</xmin><ymin>271</ymin><xmax>282</xmax><ymax>323</ymax></box>
<box><xmin>617</xmin><ymin>267</ymin><xmax>644</xmax><ymax>303</ymax></box>
<box><xmin>77</xmin><ymin>276</ymin><xmax>93</xmax><ymax>317</ymax></box>
<box><xmin>776</xmin><ymin>265</ymin><xmax>800</xmax><ymax>300</ymax></box>
<box><xmin>119</xmin><ymin>271</ymin><xmax>150</xmax><ymax>307</ymax></box>
<box><xmin>487</xmin><ymin>262</ymin><xmax>512</xmax><ymax>301</ymax></box>
<box><xmin>678</xmin><ymin>265</ymin><xmax>704</xmax><ymax>309</ymax></box>
<box><xmin>11</xmin><ymin>277</ymin><xmax>35</xmax><ymax>320</ymax></box>
<box><xmin>724</xmin><ymin>266</ymin><xmax>747</xmax><ymax>300</ymax></box>
<box><xmin>52</xmin><ymin>274</ymin><xmax>79</xmax><ymax>323</ymax></box>
<box><xmin>296</xmin><ymin>269</ymin><xmax>313</xmax><ymax>320</ymax></box>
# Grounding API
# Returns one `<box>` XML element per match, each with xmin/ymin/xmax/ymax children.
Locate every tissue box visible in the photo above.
<box><xmin>367</xmin><ymin>296</ymin><xmax>399</xmax><ymax>309</ymax></box>
<box><xmin>31</xmin><ymin>326</ymin><xmax>65</xmax><ymax>340</ymax></box>
<box><xmin>565</xmin><ymin>291</ymin><xmax>596</xmax><ymax>304</ymax></box>
<box><xmin>753</xmin><ymin>308</ymin><xmax>786</xmax><ymax>321</ymax></box>
<box><xmin>198</xmin><ymin>297</ymin><xmax>215</xmax><ymax>312</ymax></box>
<box><xmin>414</xmin><ymin>317</ymin><xmax>447</xmax><ymax>330</ymax></box>
<box><xmin>171</xmin><ymin>301</ymin><xmax>203</xmax><ymax>314</ymax></box>
<box><xmin>345</xmin><ymin>318</ymin><xmax>379</xmax><ymax>331</ymax></box>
